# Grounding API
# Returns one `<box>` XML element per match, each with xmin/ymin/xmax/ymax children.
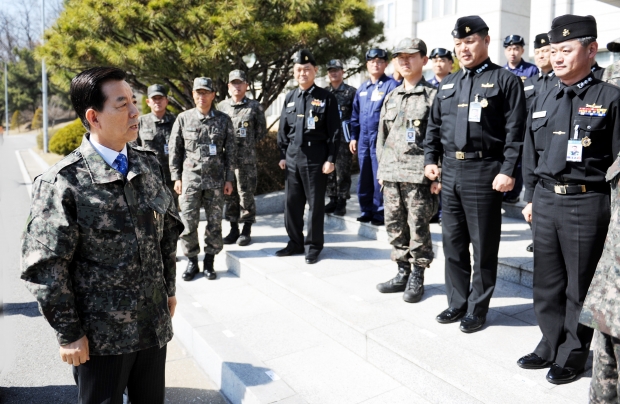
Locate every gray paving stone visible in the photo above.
<box><xmin>358</xmin><ymin>386</ymin><xmax>431</xmax><ymax>404</ymax></box>
<box><xmin>265</xmin><ymin>342</ymin><xmax>400</xmax><ymax>404</ymax></box>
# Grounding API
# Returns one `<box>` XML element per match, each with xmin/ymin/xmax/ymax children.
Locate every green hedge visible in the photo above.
<box><xmin>49</xmin><ymin>119</ymin><xmax>85</xmax><ymax>155</ymax></box>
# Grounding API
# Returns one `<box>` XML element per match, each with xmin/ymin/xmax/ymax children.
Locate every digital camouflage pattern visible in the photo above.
<box><xmin>383</xmin><ymin>181</ymin><xmax>438</xmax><ymax>267</ymax></box>
<box><xmin>602</xmin><ymin>60</ymin><xmax>620</xmax><ymax>88</ymax></box>
<box><xmin>377</xmin><ymin>79</ymin><xmax>437</xmax><ymax>184</ymax></box>
<box><xmin>326</xmin><ymin>82</ymin><xmax>357</xmax><ymax>199</ymax></box>
<box><xmin>589</xmin><ymin>331</ymin><xmax>620</xmax><ymax>403</ymax></box>
<box><xmin>21</xmin><ymin>135</ymin><xmax>183</xmax><ymax>355</ymax></box>
<box><xmin>217</xmin><ymin>97</ymin><xmax>267</xmax><ymax>223</ymax></box>
<box><xmin>169</xmin><ymin>108</ymin><xmax>236</xmax><ymax>257</ymax></box>
<box><xmin>135</xmin><ymin>110</ymin><xmax>176</xmax><ymax>184</ymax></box>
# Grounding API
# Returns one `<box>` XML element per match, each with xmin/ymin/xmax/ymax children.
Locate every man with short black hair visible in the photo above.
<box><xmin>21</xmin><ymin>66</ymin><xmax>183</xmax><ymax>403</ymax></box>
<box><xmin>520</xmin><ymin>14</ymin><xmax>620</xmax><ymax>385</ymax></box>
<box><xmin>428</xmin><ymin>48</ymin><xmax>454</xmax><ymax>88</ymax></box>
<box><xmin>503</xmin><ymin>35</ymin><xmax>539</xmax><ymax>82</ymax></box>
<box><xmin>425</xmin><ymin>16</ymin><xmax>526</xmax><ymax>333</ymax></box>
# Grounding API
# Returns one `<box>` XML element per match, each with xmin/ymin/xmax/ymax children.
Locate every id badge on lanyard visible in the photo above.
<box><xmin>406</xmin><ymin>120</ymin><xmax>416</xmax><ymax>144</ymax></box>
<box><xmin>468</xmin><ymin>95</ymin><xmax>482</xmax><ymax>122</ymax></box>
<box><xmin>209</xmin><ymin>142</ymin><xmax>217</xmax><ymax>156</ymax></box>
<box><xmin>307</xmin><ymin>111</ymin><xmax>316</xmax><ymax>130</ymax></box>
<box><xmin>566</xmin><ymin>125</ymin><xmax>583</xmax><ymax>162</ymax></box>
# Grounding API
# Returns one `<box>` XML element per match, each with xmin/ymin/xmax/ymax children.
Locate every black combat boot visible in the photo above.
<box><xmin>182</xmin><ymin>256</ymin><xmax>199</xmax><ymax>281</ymax></box>
<box><xmin>376</xmin><ymin>262</ymin><xmax>411</xmax><ymax>293</ymax></box>
<box><xmin>237</xmin><ymin>223</ymin><xmax>252</xmax><ymax>246</ymax></box>
<box><xmin>325</xmin><ymin>197</ymin><xmax>337</xmax><ymax>214</ymax></box>
<box><xmin>403</xmin><ymin>265</ymin><xmax>425</xmax><ymax>303</ymax></box>
<box><xmin>223</xmin><ymin>222</ymin><xmax>240</xmax><ymax>244</ymax></box>
<box><xmin>333</xmin><ymin>197</ymin><xmax>346</xmax><ymax>216</ymax></box>
<box><xmin>203</xmin><ymin>254</ymin><xmax>217</xmax><ymax>280</ymax></box>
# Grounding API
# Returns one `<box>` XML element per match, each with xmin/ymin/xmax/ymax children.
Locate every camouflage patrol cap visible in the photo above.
<box><xmin>193</xmin><ymin>77</ymin><xmax>214</xmax><ymax>91</ymax></box>
<box><xmin>147</xmin><ymin>84</ymin><xmax>167</xmax><ymax>98</ymax></box>
<box><xmin>608</xmin><ymin>37</ymin><xmax>620</xmax><ymax>52</ymax></box>
<box><xmin>326</xmin><ymin>59</ymin><xmax>344</xmax><ymax>70</ymax></box>
<box><xmin>228</xmin><ymin>70</ymin><xmax>247</xmax><ymax>83</ymax></box>
<box><xmin>393</xmin><ymin>38</ymin><xmax>428</xmax><ymax>57</ymax></box>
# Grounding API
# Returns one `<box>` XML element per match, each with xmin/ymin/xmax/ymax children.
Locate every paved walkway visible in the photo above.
<box><xmin>175</xmin><ymin>202</ymin><xmax>591</xmax><ymax>404</ymax></box>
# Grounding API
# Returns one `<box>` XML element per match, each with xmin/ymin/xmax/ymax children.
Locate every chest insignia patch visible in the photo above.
<box><xmin>481</xmin><ymin>83</ymin><xmax>494</xmax><ymax>88</ymax></box>
<box><xmin>311</xmin><ymin>99</ymin><xmax>325</xmax><ymax>107</ymax></box>
<box><xmin>578</xmin><ymin>104</ymin><xmax>607</xmax><ymax>116</ymax></box>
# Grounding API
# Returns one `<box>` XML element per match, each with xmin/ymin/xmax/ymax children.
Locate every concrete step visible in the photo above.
<box><xmin>172</xmin><ymin>215</ymin><xmax>589</xmax><ymax>404</ymax></box>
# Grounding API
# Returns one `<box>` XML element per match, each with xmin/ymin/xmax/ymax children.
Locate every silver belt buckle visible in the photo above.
<box><xmin>554</xmin><ymin>185</ymin><xmax>567</xmax><ymax>194</ymax></box>
<box><xmin>455</xmin><ymin>151</ymin><xmax>465</xmax><ymax>160</ymax></box>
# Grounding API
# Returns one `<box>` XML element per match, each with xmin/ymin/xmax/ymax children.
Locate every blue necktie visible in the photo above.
<box><xmin>114</xmin><ymin>153</ymin><xmax>128</xmax><ymax>176</ymax></box>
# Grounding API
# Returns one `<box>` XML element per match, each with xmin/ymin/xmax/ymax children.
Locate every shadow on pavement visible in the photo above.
<box><xmin>0</xmin><ymin>385</ymin><xmax>77</xmax><ymax>404</ymax></box>
<box><xmin>2</xmin><ymin>302</ymin><xmax>41</xmax><ymax>317</ymax></box>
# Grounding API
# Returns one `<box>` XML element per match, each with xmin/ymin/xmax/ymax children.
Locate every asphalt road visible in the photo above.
<box><xmin>0</xmin><ymin>134</ymin><xmax>228</xmax><ymax>404</ymax></box>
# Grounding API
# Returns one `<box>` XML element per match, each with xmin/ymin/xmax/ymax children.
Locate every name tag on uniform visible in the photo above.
<box><xmin>468</xmin><ymin>101</ymin><xmax>482</xmax><ymax>122</ymax></box>
<box><xmin>164</xmin><ymin>144</ymin><xmax>169</xmax><ymax>155</ymax></box>
<box><xmin>370</xmin><ymin>89</ymin><xmax>384</xmax><ymax>101</ymax></box>
<box><xmin>239</xmin><ymin>128</ymin><xmax>247</xmax><ymax>137</ymax></box>
<box><xmin>360</xmin><ymin>91</ymin><xmax>368</xmax><ymax>97</ymax></box>
<box><xmin>566</xmin><ymin>139</ymin><xmax>582</xmax><ymax>162</ymax></box>
<box><xmin>287</xmin><ymin>102</ymin><xmax>295</xmax><ymax>107</ymax></box>
<box><xmin>532</xmin><ymin>111</ymin><xmax>547</xmax><ymax>119</ymax></box>
<box><xmin>209</xmin><ymin>144</ymin><xmax>217</xmax><ymax>155</ymax></box>
<box><xmin>406</xmin><ymin>128</ymin><xmax>416</xmax><ymax>144</ymax></box>
<box><xmin>442</xmin><ymin>83</ymin><xmax>454</xmax><ymax>90</ymax></box>
<box><xmin>524</xmin><ymin>85</ymin><xmax>534</xmax><ymax>91</ymax></box>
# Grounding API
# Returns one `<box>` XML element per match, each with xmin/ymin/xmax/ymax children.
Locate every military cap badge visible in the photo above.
<box><xmin>563</xmin><ymin>29</ymin><xmax>570</xmax><ymax>37</ymax></box>
<box><xmin>465</xmin><ymin>27</ymin><xmax>471</xmax><ymax>33</ymax></box>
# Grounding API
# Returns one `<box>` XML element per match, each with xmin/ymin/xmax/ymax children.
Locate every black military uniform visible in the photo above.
<box><xmin>424</xmin><ymin>16</ymin><xmax>526</xmax><ymax>333</ymax></box>
<box><xmin>519</xmin><ymin>15</ymin><xmax>620</xmax><ymax>384</ymax></box>
<box><xmin>276</xmin><ymin>49</ymin><xmax>340</xmax><ymax>263</ymax></box>
<box><xmin>592</xmin><ymin>62</ymin><xmax>604</xmax><ymax>80</ymax></box>
<box><xmin>523</xmin><ymin>34</ymin><xmax>557</xmax><ymax>112</ymax></box>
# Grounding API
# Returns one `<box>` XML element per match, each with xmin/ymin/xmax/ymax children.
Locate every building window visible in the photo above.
<box><xmin>372</xmin><ymin>1</ymin><xmax>395</xmax><ymax>29</ymax></box>
<box><xmin>421</xmin><ymin>0</ymin><xmax>456</xmax><ymax>21</ymax></box>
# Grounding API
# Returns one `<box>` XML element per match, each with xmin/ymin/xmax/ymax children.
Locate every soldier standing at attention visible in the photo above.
<box><xmin>350</xmin><ymin>48</ymin><xmax>399</xmax><ymax>226</ymax></box>
<box><xmin>519</xmin><ymin>15</ymin><xmax>620</xmax><ymax>385</ymax></box>
<box><xmin>424</xmin><ymin>16</ymin><xmax>526</xmax><ymax>333</ymax></box>
<box><xmin>169</xmin><ymin>77</ymin><xmax>237</xmax><ymax>281</ymax></box>
<box><xmin>601</xmin><ymin>38</ymin><xmax>620</xmax><ymax>86</ymax></box>
<box><xmin>276</xmin><ymin>49</ymin><xmax>340</xmax><ymax>264</ymax></box>
<box><xmin>21</xmin><ymin>67</ymin><xmax>183</xmax><ymax>403</ymax></box>
<box><xmin>428</xmin><ymin>48</ymin><xmax>454</xmax><ymax>88</ymax></box>
<box><xmin>375</xmin><ymin>38</ymin><xmax>439</xmax><ymax>303</ymax></box>
<box><xmin>218</xmin><ymin>70</ymin><xmax>267</xmax><ymax>246</ymax></box>
<box><xmin>135</xmin><ymin>84</ymin><xmax>178</xmax><ymax>208</ymax></box>
<box><xmin>324</xmin><ymin>59</ymin><xmax>356</xmax><ymax>216</ymax></box>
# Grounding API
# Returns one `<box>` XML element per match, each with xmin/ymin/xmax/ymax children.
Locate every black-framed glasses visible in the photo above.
<box><xmin>366</xmin><ymin>48</ymin><xmax>388</xmax><ymax>61</ymax></box>
<box><xmin>504</xmin><ymin>35</ymin><xmax>524</xmax><ymax>47</ymax></box>
<box><xmin>429</xmin><ymin>48</ymin><xmax>452</xmax><ymax>60</ymax></box>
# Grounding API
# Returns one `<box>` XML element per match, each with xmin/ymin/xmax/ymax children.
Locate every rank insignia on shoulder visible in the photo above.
<box><xmin>481</xmin><ymin>83</ymin><xmax>494</xmax><ymax>88</ymax></box>
<box><xmin>578</xmin><ymin>105</ymin><xmax>607</xmax><ymax>116</ymax></box>
<box><xmin>311</xmin><ymin>99</ymin><xmax>325</xmax><ymax>107</ymax></box>
<box><xmin>480</xmin><ymin>99</ymin><xmax>489</xmax><ymax>108</ymax></box>
<box><xmin>442</xmin><ymin>83</ymin><xmax>455</xmax><ymax>90</ymax></box>
<box><xmin>414</xmin><ymin>120</ymin><xmax>420</xmax><ymax>127</ymax></box>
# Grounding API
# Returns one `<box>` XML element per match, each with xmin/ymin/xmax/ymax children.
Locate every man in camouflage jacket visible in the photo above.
<box><xmin>169</xmin><ymin>77</ymin><xmax>236</xmax><ymax>281</ymax></box>
<box><xmin>21</xmin><ymin>67</ymin><xmax>183</xmax><ymax>403</ymax></box>
<box><xmin>134</xmin><ymin>84</ymin><xmax>178</xmax><ymax>207</ymax></box>
<box><xmin>218</xmin><ymin>70</ymin><xmax>267</xmax><ymax>246</ymax></box>
<box><xmin>375</xmin><ymin>38</ymin><xmax>439</xmax><ymax>304</ymax></box>
<box><xmin>324</xmin><ymin>59</ymin><xmax>357</xmax><ymax>216</ymax></box>
<box><xmin>602</xmin><ymin>38</ymin><xmax>620</xmax><ymax>87</ymax></box>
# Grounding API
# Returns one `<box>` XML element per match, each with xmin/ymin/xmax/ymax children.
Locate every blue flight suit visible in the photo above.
<box><xmin>350</xmin><ymin>74</ymin><xmax>398</xmax><ymax>220</ymax></box>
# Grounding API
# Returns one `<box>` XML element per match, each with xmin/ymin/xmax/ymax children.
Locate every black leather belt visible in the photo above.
<box><xmin>540</xmin><ymin>179</ymin><xmax>608</xmax><ymax>195</ymax></box>
<box><xmin>445</xmin><ymin>151</ymin><xmax>485</xmax><ymax>160</ymax></box>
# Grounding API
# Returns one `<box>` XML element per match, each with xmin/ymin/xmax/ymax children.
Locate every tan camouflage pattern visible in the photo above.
<box><xmin>377</xmin><ymin>79</ymin><xmax>437</xmax><ymax>184</ymax></box>
<box><xmin>168</xmin><ymin>108</ymin><xmax>237</xmax><ymax>189</ymax></box>
<box><xmin>602</xmin><ymin>60</ymin><xmax>620</xmax><ymax>88</ymax></box>
<box><xmin>383</xmin><ymin>181</ymin><xmax>438</xmax><ymax>267</ymax></box>
<box><xmin>217</xmin><ymin>97</ymin><xmax>266</xmax><ymax>223</ymax></box>
<box><xmin>225</xmin><ymin>165</ymin><xmax>257</xmax><ymax>224</ymax></box>
<box><xmin>326</xmin><ymin>82</ymin><xmax>356</xmax><ymax>199</ymax></box>
<box><xmin>21</xmin><ymin>135</ymin><xmax>183</xmax><ymax>355</ymax></box>
<box><xmin>589</xmin><ymin>331</ymin><xmax>620</xmax><ymax>403</ymax></box>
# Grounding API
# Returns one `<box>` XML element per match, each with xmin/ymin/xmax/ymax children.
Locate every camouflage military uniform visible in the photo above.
<box><xmin>169</xmin><ymin>108</ymin><xmax>236</xmax><ymax>258</ymax></box>
<box><xmin>325</xmin><ymin>82</ymin><xmax>356</xmax><ymax>199</ymax></box>
<box><xmin>217</xmin><ymin>97</ymin><xmax>267</xmax><ymax>224</ymax></box>
<box><xmin>134</xmin><ymin>110</ymin><xmax>177</xmax><ymax>206</ymax></box>
<box><xmin>602</xmin><ymin>60</ymin><xmax>620</xmax><ymax>88</ymax></box>
<box><xmin>580</xmin><ymin>155</ymin><xmax>620</xmax><ymax>402</ymax></box>
<box><xmin>377</xmin><ymin>79</ymin><xmax>438</xmax><ymax>267</ymax></box>
<box><xmin>21</xmin><ymin>135</ymin><xmax>183</xmax><ymax>355</ymax></box>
